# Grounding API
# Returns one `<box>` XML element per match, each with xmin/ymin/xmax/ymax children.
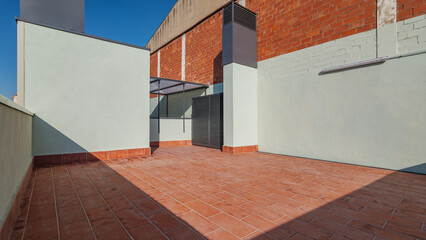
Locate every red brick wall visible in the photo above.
<box><xmin>398</xmin><ymin>0</ymin><xmax>426</xmax><ymax>20</ymax></box>
<box><xmin>151</xmin><ymin>0</ymin><xmax>426</xmax><ymax>76</ymax></box>
<box><xmin>160</xmin><ymin>37</ymin><xmax>182</xmax><ymax>80</ymax></box>
<box><xmin>246</xmin><ymin>0</ymin><xmax>377</xmax><ymax>61</ymax></box>
<box><xmin>150</xmin><ymin>51</ymin><xmax>158</xmax><ymax>77</ymax></box>
<box><xmin>185</xmin><ymin>11</ymin><xmax>223</xmax><ymax>85</ymax></box>
<box><xmin>150</xmin><ymin>11</ymin><xmax>223</xmax><ymax>86</ymax></box>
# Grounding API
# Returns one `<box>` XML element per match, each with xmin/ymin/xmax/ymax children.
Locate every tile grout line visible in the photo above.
<box><xmin>240</xmin><ymin>228</ymin><xmax>271</xmax><ymax>240</ymax></box>
<box><xmin>64</xmin><ymin>165</ymin><xmax>98</xmax><ymax>240</ymax></box>
<box><xmin>77</xmin><ymin>163</ymin><xmax>134</xmax><ymax>240</ymax></box>
<box><xmin>284</xmin><ymin>232</ymin><xmax>297</xmax><ymax>240</ymax></box>
<box><xmin>20</xmin><ymin>169</ymin><xmax>37</xmax><ymax>240</ymax></box>
<box><xmin>50</xmin><ymin>166</ymin><xmax>61</xmax><ymax>240</ymax></box>
<box><xmin>86</xmin><ymin>162</ymin><xmax>172</xmax><ymax>240</ymax></box>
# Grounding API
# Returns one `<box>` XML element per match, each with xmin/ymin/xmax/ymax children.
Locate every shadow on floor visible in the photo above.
<box><xmin>9</xmin><ymin>146</ymin><xmax>426</xmax><ymax>240</ymax></box>
<box><xmin>251</xmin><ymin>162</ymin><xmax>426</xmax><ymax>240</ymax></box>
<box><xmin>10</xmin><ymin>158</ymin><xmax>206</xmax><ymax>239</ymax></box>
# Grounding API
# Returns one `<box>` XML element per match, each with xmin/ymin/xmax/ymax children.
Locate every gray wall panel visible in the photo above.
<box><xmin>222</xmin><ymin>2</ymin><xmax>257</xmax><ymax>68</ymax></box>
<box><xmin>222</xmin><ymin>23</ymin><xmax>233</xmax><ymax>66</ymax></box>
<box><xmin>20</xmin><ymin>0</ymin><xmax>85</xmax><ymax>32</ymax></box>
<box><xmin>233</xmin><ymin>23</ymin><xmax>257</xmax><ymax>68</ymax></box>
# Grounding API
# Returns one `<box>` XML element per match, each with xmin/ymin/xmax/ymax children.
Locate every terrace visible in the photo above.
<box><xmin>2</xmin><ymin>1</ymin><xmax>426</xmax><ymax>239</ymax></box>
<box><xmin>9</xmin><ymin>146</ymin><xmax>426</xmax><ymax>240</ymax></box>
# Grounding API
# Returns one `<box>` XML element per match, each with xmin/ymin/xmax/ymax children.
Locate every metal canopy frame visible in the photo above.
<box><xmin>150</xmin><ymin>77</ymin><xmax>208</xmax><ymax>134</ymax></box>
<box><xmin>150</xmin><ymin>77</ymin><xmax>208</xmax><ymax>95</ymax></box>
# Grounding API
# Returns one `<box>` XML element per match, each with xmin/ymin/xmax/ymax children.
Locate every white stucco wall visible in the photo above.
<box><xmin>397</xmin><ymin>14</ymin><xmax>426</xmax><ymax>53</ymax></box>
<box><xmin>257</xmin><ymin>20</ymin><xmax>426</xmax><ymax>174</ymax></box>
<box><xmin>21</xmin><ymin>22</ymin><xmax>150</xmax><ymax>156</ymax></box>
<box><xmin>150</xmin><ymin>119</ymin><xmax>191</xmax><ymax>142</ymax></box>
<box><xmin>224</xmin><ymin>63</ymin><xmax>258</xmax><ymax>147</ymax></box>
<box><xmin>0</xmin><ymin>95</ymin><xmax>33</xmax><ymax>229</ymax></box>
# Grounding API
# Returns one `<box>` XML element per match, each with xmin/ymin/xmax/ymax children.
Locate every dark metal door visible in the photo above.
<box><xmin>192</xmin><ymin>93</ymin><xmax>223</xmax><ymax>149</ymax></box>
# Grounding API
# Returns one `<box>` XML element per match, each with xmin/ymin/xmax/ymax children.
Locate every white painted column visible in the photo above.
<box><xmin>181</xmin><ymin>34</ymin><xmax>186</xmax><ymax>80</ymax></box>
<box><xmin>16</xmin><ymin>21</ymin><xmax>25</xmax><ymax>107</ymax></box>
<box><xmin>223</xmin><ymin>63</ymin><xmax>258</xmax><ymax>148</ymax></box>
<box><xmin>377</xmin><ymin>0</ymin><xmax>397</xmax><ymax>56</ymax></box>
<box><xmin>157</xmin><ymin>50</ymin><xmax>161</xmax><ymax>77</ymax></box>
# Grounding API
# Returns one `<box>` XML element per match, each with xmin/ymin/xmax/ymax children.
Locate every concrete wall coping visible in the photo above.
<box><xmin>0</xmin><ymin>94</ymin><xmax>33</xmax><ymax>116</ymax></box>
<box><xmin>16</xmin><ymin>18</ymin><xmax>151</xmax><ymax>52</ymax></box>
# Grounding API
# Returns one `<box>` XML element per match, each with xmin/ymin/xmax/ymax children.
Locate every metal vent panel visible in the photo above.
<box><xmin>234</xmin><ymin>4</ymin><xmax>256</xmax><ymax>30</ymax></box>
<box><xmin>192</xmin><ymin>97</ymin><xmax>209</xmax><ymax>146</ymax></box>
<box><xmin>223</xmin><ymin>4</ymin><xmax>233</xmax><ymax>25</ymax></box>
<box><xmin>192</xmin><ymin>93</ymin><xmax>223</xmax><ymax>149</ymax></box>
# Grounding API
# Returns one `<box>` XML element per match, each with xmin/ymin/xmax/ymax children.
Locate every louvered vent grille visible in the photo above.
<box><xmin>234</xmin><ymin>4</ymin><xmax>256</xmax><ymax>30</ymax></box>
<box><xmin>223</xmin><ymin>4</ymin><xmax>233</xmax><ymax>24</ymax></box>
<box><xmin>223</xmin><ymin>3</ymin><xmax>256</xmax><ymax>30</ymax></box>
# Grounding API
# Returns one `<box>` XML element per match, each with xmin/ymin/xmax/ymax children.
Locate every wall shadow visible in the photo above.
<box><xmin>150</xmin><ymin>89</ymin><xmax>204</xmax><ymax>119</ymax></box>
<box><xmin>213</xmin><ymin>51</ymin><xmax>223</xmax><ymax>85</ymax></box>
<box><xmin>251</xmin><ymin>163</ymin><xmax>426</xmax><ymax>240</ymax></box>
<box><xmin>11</xmin><ymin>116</ymin><xmax>205</xmax><ymax>239</ymax></box>
<box><xmin>32</xmin><ymin>115</ymin><xmax>87</xmax><ymax>157</ymax></box>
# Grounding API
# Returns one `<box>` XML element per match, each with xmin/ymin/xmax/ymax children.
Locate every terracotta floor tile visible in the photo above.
<box><xmin>242</xmin><ymin>214</ymin><xmax>278</xmax><ymax>232</ymax></box>
<box><xmin>311</xmin><ymin>217</ymin><xmax>374</xmax><ymax>240</ymax></box>
<box><xmin>347</xmin><ymin>219</ymin><xmax>415</xmax><ymax>240</ymax></box>
<box><xmin>180</xmin><ymin>211</ymin><xmax>220</xmax><ymax>235</ymax></box>
<box><xmin>213</xmin><ymin>201</ymin><xmax>252</xmax><ymax>219</ymax></box>
<box><xmin>240</xmin><ymin>192</ymin><xmax>276</xmax><ymax>207</ymax></box>
<box><xmin>242</xmin><ymin>230</ymin><xmax>276</xmax><ymax>240</ymax></box>
<box><xmin>148</xmin><ymin>210</ymin><xmax>185</xmax><ymax>233</ymax></box>
<box><xmin>206</xmin><ymin>228</ymin><xmax>239</xmax><ymax>240</ymax></box>
<box><xmin>167</xmin><ymin>189</ymin><xmax>196</xmax><ymax>203</ymax></box>
<box><xmin>128</xmin><ymin>224</ymin><xmax>167</xmax><ymax>239</ymax></box>
<box><xmin>186</xmin><ymin>199</ymin><xmax>221</xmax><ymax>218</ymax></box>
<box><xmin>216</xmin><ymin>191</ymin><xmax>250</xmax><ymax>206</ymax></box>
<box><xmin>166</xmin><ymin>226</ymin><xmax>204</xmax><ymax>240</ymax></box>
<box><xmin>159</xmin><ymin>198</ymin><xmax>191</xmax><ymax>216</ymax></box>
<box><xmin>60</xmin><ymin>220</ymin><xmax>95</xmax><ymax>240</ymax></box>
<box><xmin>284</xmin><ymin>219</ymin><xmax>333</xmax><ymax>240</ymax></box>
<box><xmin>209</xmin><ymin>213</ymin><xmax>256</xmax><ymax>238</ymax></box>
<box><xmin>132</xmin><ymin>197</ymin><xmax>162</xmax><ymax>215</ymax></box>
<box><xmin>191</xmin><ymin>191</ymin><xmax>222</xmax><ymax>205</ymax></box>
<box><xmin>287</xmin><ymin>233</ymin><xmax>313</xmax><ymax>240</ymax></box>
<box><xmin>57</xmin><ymin>204</ymin><xmax>87</xmax><ymax>226</ymax></box>
<box><xmin>23</xmin><ymin>217</ymin><xmax>58</xmax><ymax>240</ymax></box>
<box><xmin>9</xmin><ymin>146</ymin><xmax>426</xmax><ymax>240</ymax></box>
<box><xmin>92</xmin><ymin>222</ymin><xmax>131</xmax><ymax>240</ymax></box>
<box><xmin>240</xmin><ymin>202</ymin><xmax>283</xmax><ymax>221</ymax></box>
<box><xmin>114</xmin><ymin>208</ymin><xmax>149</xmax><ymax>230</ymax></box>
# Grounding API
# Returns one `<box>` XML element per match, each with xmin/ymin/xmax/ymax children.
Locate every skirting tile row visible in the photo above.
<box><xmin>150</xmin><ymin>140</ymin><xmax>192</xmax><ymax>148</ymax></box>
<box><xmin>34</xmin><ymin>148</ymin><xmax>151</xmax><ymax>166</ymax></box>
<box><xmin>222</xmin><ymin>145</ymin><xmax>258</xmax><ymax>154</ymax></box>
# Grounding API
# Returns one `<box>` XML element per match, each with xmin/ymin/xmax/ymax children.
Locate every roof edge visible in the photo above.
<box><xmin>16</xmin><ymin>17</ymin><xmax>151</xmax><ymax>52</ymax></box>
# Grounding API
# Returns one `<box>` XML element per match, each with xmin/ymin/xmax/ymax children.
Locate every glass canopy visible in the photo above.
<box><xmin>150</xmin><ymin>77</ymin><xmax>208</xmax><ymax>95</ymax></box>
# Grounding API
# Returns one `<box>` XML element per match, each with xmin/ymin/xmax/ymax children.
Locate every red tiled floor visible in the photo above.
<box><xmin>9</xmin><ymin>146</ymin><xmax>426</xmax><ymax>240</ymax></box>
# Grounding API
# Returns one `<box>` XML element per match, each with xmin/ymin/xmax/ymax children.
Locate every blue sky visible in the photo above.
<box><xmin>0</xmin><ymin>0</ymin><xmax>176</xmax><ymax>99</ymax></box>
